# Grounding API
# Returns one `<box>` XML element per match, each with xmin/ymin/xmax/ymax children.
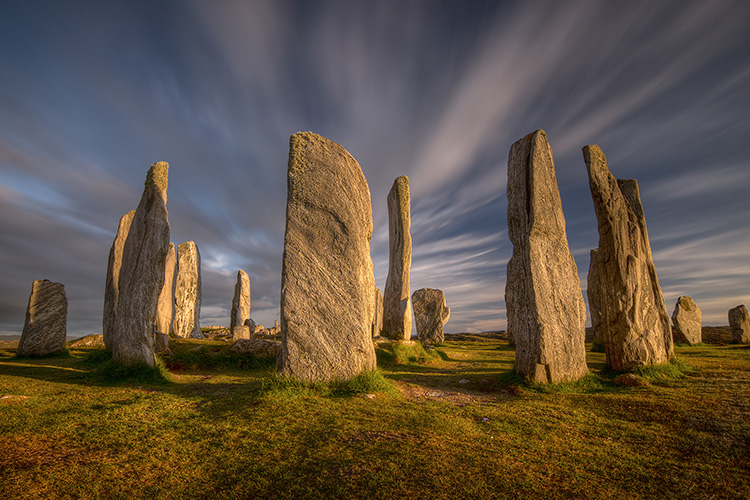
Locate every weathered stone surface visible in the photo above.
<box><xmin>110</xmin><ymin>163</ymin><xmax>171</xmax><ymax>367</ymax></box>
<box><xmin>505</xmin><ymin>130</ymin><xmax>588</xmax><ymax>383</ymax></box>
<box><xmin>671</xmin><ymin>296</ymin><xmax>702</xmax><ymax>344</ymax></box>
<box><xmin>729</xmin><ymin>305</ymin><xmax>749</xmax><ymax>343</ymax></box>
<box><xmin>232</xmin><ymin>325</ymin><xmax>252</xmax><ymax>341</ymax></box>
<box><xmin>372</xmin><ymin>287</ymin><xmax>384</xmax><ymax>337</ymax></box>
<box><xmin>230</xmin><ymin>270</ymin><xmax>251</xmax><ymax>331</ymax></box>
<box><xmin>584</xmin><ymin>145</ymin><xmax>673</xmax><ymax>370</ymax></box>
<box><xmin>231</xmin><ymin>338</ymin><xmax>281</xmax><ymax>359</ymax></box>
<box><xmin>412</xmin><ymin>288</ymin><xmax>450</xmax><ymax>344</ymax></box>
<box><xmin>69</xmin><ymin>334</ymin><xmax>105</xmax><ymax>348</ymax></box>
<box><xmin>613</xmin><ymin>373</ymin><xmax>648</xmax><ymax>387</ymax></box>
<box><xmin>173</xmin><ymin>241</ymin><xmax>203</xmax><ymax>339</ymax></box>
<box><xmin>587</xmin><ymin>249</ymin><xmax>605</xmax><ymax>347</ymax></box>
<box><xmin>17</xmin><ymin>280</ymin><xmax>67</xmax><ymax>356</ymax></box>
<box><xmin>277</xmin><ymin>132</ymin><xmax>377</xmax><ymax>382</ymax></box>
<box><xmin>383</xmin><ymin>175</ymin><xmax>412</xmax><ymax>340</ymax></box>
<box><xmin>154</xmin><ymin>332</ymin><xmax>170</xmax><ymax>353</ymax></box>
<box><xmin>102</xmin><ymin>210</ymin><xmax>134</xmax><ymax>351</ymax></box>
<box><xmin>155</xmin><ymin>242</ymin><xmax>176</xmax><ymax>336</ymax></box>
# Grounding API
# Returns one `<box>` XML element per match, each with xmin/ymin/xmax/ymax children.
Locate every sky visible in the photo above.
<box><xmin>1</xmin><ymin>0</ymin><xmax>748</xmax><ymax>337</ymax></box>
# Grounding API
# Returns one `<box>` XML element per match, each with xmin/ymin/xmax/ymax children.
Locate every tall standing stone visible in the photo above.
<box><xmin>230</xmin><ymin>269</ymin><xmax>251</xmax><ymax>331</ymax></box>
<box><xmin>17</xmin><ymin>280</ymin><xmax>67</xmax><ymax>356</ymax></box>
<box><xmin>173</xmin><ymin>241</ymin><xmax>203</xmax><ymax>339</ymax></box>
<box><xmin>277</xmin><ymin>132</ymin><xmax>377</xmax><ymax>382</ymax></box>
<box><xmin>584</xmin><ymin>145</ymin><xmax>673</xmax><ymax>370</ymax></box>
<box><xmin>412</xmin><ymin>288</ymin><xmax>450</xmax><ymax>344</ymax></box>
<box><xmin>372</xmin><ymin>287</ymin><xmax>384</xmax><ymax>337</ymax></box>
<box><xmin>671</xmin><ymin>296</ymin><xmax>702</xmax><ymax>345</ymax></box>
<box><xmin>155</xmin><ymin>242</ymin><xmax>176</xmax><ymax>335</ymax></box>
<box><xmin>729</xmin><ymin>305</ymin><xmax>749</xmax><ymax>343</ymax></box>
<box><xmin>111</xmin><ymin>162</ymin><xmax>171</xmax><ymax>367</ymax></box>
<box><xmin>505</xmin><ymin>130</ymin><xmax>588</xmax><ymax>383</ymax></box>
<box><xmin>383</xmin><ymin>175</ymin><xmax>412</xmax><ymax>340</ymax></box>
<box><xmin>102</xmin><ymin>210</ymin><xmax>135</xmax><ymax>351</ymax></box>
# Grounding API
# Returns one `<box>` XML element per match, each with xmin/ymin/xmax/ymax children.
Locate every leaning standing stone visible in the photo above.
<box><xmin>277</xmin><ymin>132</ymin><xmax>377</xmax><ymax>382</ymax></box>
<box><xmin>17</xmin><ymin>280</ymin><xmax>67</xmax><ymax>356</ymax></box>
<box><xmin>671</xmin><ymin>296</ymin><xmax>702</xmax><ymax>345</ymax></box>
<box><xmin>155</xmin><ymin>242</ymin><xmax>176</xmax><ymax>335</ymax></box>
<box><xmin>412</xmin><ymin>288</ymin><xmax>450</xmax><ymax>344</ymax></box>
<box><xmin>230</xmin><ymin>269</ymin><xmax>251</xmax><ymax>331</ymax></box>
<box><xmin>505</xmin><ymin>130</ymin><xmax>588</xmax><ymax>383</ymax></box>
<box><xmin>111</xmin><ymin>162</ymin><xmax>171</xmax><ymax>367</ymax></box>
<box><xmin>382</xmin><ymin>175</ymin><xmax>412</xmax><ymax>340</ymax></box>
<box><xmin>173</xmin><ymin>241</ymin><xmax>203</xmax><ymax>339</ymax></box>
<box><xmin>729</xmin><ymin>305</ymin><xmax>749</xmax><ymax>343</ymax></box>
<box><xmin>584</xmin><ymin>145</ymin><xmax>673</xmax><ymax>370</ymax></box>
<box><xmin>102</xmin><ymin>210</ymin><xmax>134</xmax><ymax>351</ymax></box>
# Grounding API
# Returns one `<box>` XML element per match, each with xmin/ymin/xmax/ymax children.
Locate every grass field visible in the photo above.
<box><xmin>1</xmin><ymin>334</ymin><xmax>748</xmax><ymax>499</ymax></box>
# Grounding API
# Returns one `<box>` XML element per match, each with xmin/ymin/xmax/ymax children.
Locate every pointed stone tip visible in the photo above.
<box><xmin>290</xmin><ymin>131</ymin><xmax>327</xmax><ymax>147</ymax></box>
<box><xmin>582</xmin><ymin>145</ymin><xmax>605</xmax><ymax>166</ymax></box>
<box><xmin>146</xmin><ymin>162</ymin><xmax>169</xmax><ymax>192</ymax></box>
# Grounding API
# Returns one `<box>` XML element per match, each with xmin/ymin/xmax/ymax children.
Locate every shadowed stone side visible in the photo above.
<box><xmin>155</xmin><ymin>242</ymin><xmax>176</xmax><ymax>335</ymax></box>
<box><xmin>671</xmin><ymin>296</ymin><xmax>702</xmax><ymax>345</ymax></box>
<box><xmin>729</xmin><ymin>305</ymin><xmax>749</xmax><ymax>343</ymax></box>
<box><xmin>412</xmin><ymin>288</ymin><xmax>450</xmax><ymax>344</ymax></box>
<box><xmin>173</xmin><ymin>241</ymin><xmax>203</xmax><ymax>339</ymax></box>
<box><xmin>382</xmin><ymin>175</ymin><xmax>412</xmax><ymax>340</ymax></box>
<box><xmin>18</xmin><ymin>280</ymin><xmax>67</xmax><ymax>356</ymax></box>
<box><xmin>505</xmin><ymin>130</ymin><xmax>588</xmax><ymax>383</ymax></box>
<box><xmin>111</xmin><ymin>162</ymin><xmax>171</xmax><ymax>367</ymax></box>
<box><xmin>277</xmin><ymin>132</ymin><xmax>377</xmax><ymax>382</ymax></box>
<box><xmin>230</xmin><ymin>269</ymin><xmax>251</xmax><ymax>331</ymax></box>
<box><xmin>102</xmin><ymin>210</ymin><xmax>134</xmax><ymax>351</ymax></box>
<box><xmin>584</xmin><ymin>145</ymin><xmax>673</xmax><ymax>370</ymax></box>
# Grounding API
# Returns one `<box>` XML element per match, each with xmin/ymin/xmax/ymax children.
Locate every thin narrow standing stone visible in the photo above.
<box><xmin>102</xmin><ymin>210</ymin><xmax>134</xmax><ymax>351</ymax></box>
<box><xmin>372</xmin><ymin>287</ymin><xmax>384</xmax><ymax>337</ymax></box>
<box><xmin>587</xmin><ymin>249</ymin><xmax>606</xmax><ymax>347</ymax></box>
<box><xmin>173</xmin><ymin>241</ymin><xmax>203</xmax><ymax>339</ymax></box>
<box><xmin>382</xmin><ymin>175</ymin><xmax>412</xmax><ymax>340</ymax></box>
<box><xmin>155</xmin><ymin>242</ymin><xmax>176</xmax><ymax>335</ymax></box>
<box><xmin>729</xmin><ymin>305</ymin><xmax>749</xmax><ymax>343</ymax></box>
<box><xmin>17</xmin><ymin>280</ymin><xmax>67</xmax><ymax>356</ymax></box>
<box><xmin>584</xmin><ymin>145</ymin><xmax>673</xmax><ymax>370</ymax></box>
<box><xmin>230</xmin><ymin>269</ymin><xmax>251</xmax><ymax>331</ymax></box>
<box><xmin>111</xmin><ymin>162</ymin><xmax>171</xmax><ymax>367</ymax></box>
<box><xmin>505</xmin><ymin>130</ymin><xmax>588</xmax><ymax>383</ymax></box>
<box><xmin>277</xmin><ymin>132</ymin><xmax>377</xmax><ymax>382</ymax></box>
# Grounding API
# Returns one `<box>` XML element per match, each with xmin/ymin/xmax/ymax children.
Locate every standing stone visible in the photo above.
<box><xmin>382</xmin><ymin>175</ymin><xmax>412</xmax><ymax>340</ymax></box>
<box><xmin>232</xmin><ymin>325</ymin><xmax>252</xmax><ymax>341</ymax></box>
<box><xmin>372</xmin><ymin>287</ymin><xmax>384</xmax><ymax>337</ymax></box>
<box><xmin>729</xmin><ymin>305</ymin><xmax>749</xmax><ymax>343</ymax></box>
<box><xmin>102</xmin><ymin>210</ymin><xmax>135</xmax><ymax>351</ymax></box>
<box><xmin>17</xmin><ymin>280</ymin><xmax>67</xmax><ymax>356</ymax></box>
<box><xmin>230</xmin><ymin>270</ymin><xmax>251</xmax><ymax>330</ymax></box>
<box><xmin>584</xmin><ymin>145</ymin><xmax>673</xmax><ymax>370</ymax></box>
<box><xmin>277</xmin><ymin>132</ymin><xmax>377</xmax><ymax>382</ymax></box>
<box><xmin>505</xmin><ymin>130</ymin><xmax>588</xmax><ymax>383</ymax></box>
<box><xmin>173</xmin><ymin>241</ymin><xmax>203</xmax><ymax>339</ymax></box>
<box><xmin>111</xmin><ymin>162</ymin><xmax>171</xmax><ymax>367</ymax></box>
<box><xmin>587</xmin><ymin>249</ymin><xmax>606</xmax><ymax>347</ymax></box>
<box><xmin>412</xmin><ymin>288</ymin><xmax>450</xmax><ymax>344</ymax></box>
<box><xmin>155</xmin><ymin>242</ymin><xmax>176</xmax><ymax>335</ymax></box>
<box><xmin>671</xmin><ymin>296</ymin><xmax>702</xmax><ymax>345</ymax></box>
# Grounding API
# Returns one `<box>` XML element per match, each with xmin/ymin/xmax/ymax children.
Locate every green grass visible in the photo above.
<box><xmin>1</xmin><ymin>338</ymin><xmax>748</xmax><ymax>499</ymax></box>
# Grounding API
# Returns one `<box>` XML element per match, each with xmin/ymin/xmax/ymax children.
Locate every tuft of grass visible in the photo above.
<box><xmin>375</xmin><ymin>341</ymin><xmax>441</xmax><ymax>365</ymax></box>
<box><xmin>13</xmin><ymin>348</ymin><xmax>71</xmax><ymax>360</ymax></box>
<box><xmin>633</xmin><ymin>356</ymin><xmax>691</xmax><ymax>383</ymax></box>
<box><xmin>83</xmin><ymin>348</ymin><xmax>171</xmax><ymax>385</ymax></box>
<box><xmin>163</xmin><ymin>343</ymin><xmax>275</xmax><ymax>371</ymax></box>
<box><xmin>260</xmin><ymin>370</ymin><xmax>398</xmax><ymax>399</ymax></box>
